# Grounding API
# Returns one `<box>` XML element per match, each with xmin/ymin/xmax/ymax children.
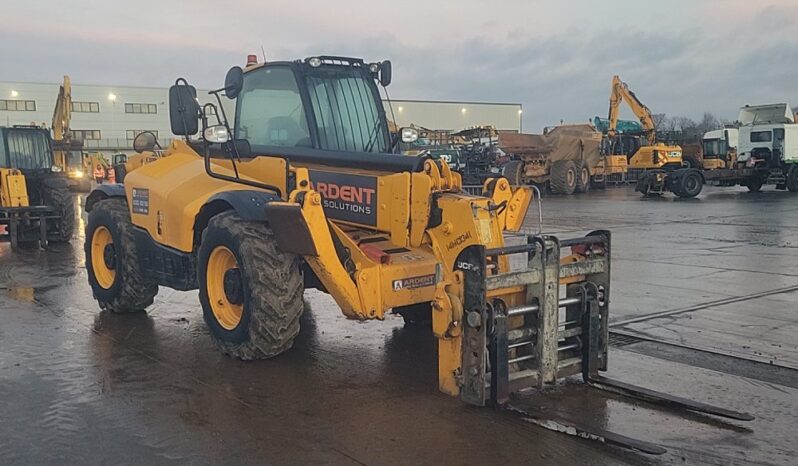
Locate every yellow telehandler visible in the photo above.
<box><xmin>84</xmin><ymin>56</ymin><xmax>751</xmax><ymax>453</ymax></box>
<box><xmin>0</xmin><ymin>125</ymin><xmax>76</xmax><ymax>248</ymax></box>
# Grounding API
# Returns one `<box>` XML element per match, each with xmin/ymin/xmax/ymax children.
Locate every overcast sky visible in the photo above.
<box><xmin>3</xmin><ymin>1</ymin><xmax>796</xmax><ymax>131</ymax></box>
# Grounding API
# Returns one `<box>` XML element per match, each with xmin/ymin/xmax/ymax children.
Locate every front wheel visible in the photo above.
<box><xmin>198</xmin><ymin>211</ymin><xmax>304</xmax><ymax>360</ymax></box>
<box><xmin>676</xmin><ymin>169</ymin><xmax>703</xmax><ymax>198</ymax></box>
<box><xmin>42</xmin><ymin>177</ymin><xmax>76</xmax><ymax>243</ymax></box>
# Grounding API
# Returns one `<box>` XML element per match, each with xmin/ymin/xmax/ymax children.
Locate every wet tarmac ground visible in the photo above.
<box><xmin>1</xmin><ymin>185</ymin><xmax>797</xmax><ymax>465</ymax></box>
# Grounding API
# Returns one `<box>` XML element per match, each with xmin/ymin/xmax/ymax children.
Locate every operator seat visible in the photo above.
<box><xmin>265</xmin><ymin>116</ymin><xmax>307</xmax><ymax>147</ymax></box>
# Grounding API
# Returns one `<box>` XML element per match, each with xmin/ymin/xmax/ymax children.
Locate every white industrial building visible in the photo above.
<box><xmin>0</xmin><ymin>80</ymin><xmax>522</xmax><ymax>153</ymax></box>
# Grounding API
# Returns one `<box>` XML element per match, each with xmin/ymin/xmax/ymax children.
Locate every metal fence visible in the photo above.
<box><xmin>79</xmin><ymin>137</ymin><xmax>176</xmax><ymax>151</ymax></box>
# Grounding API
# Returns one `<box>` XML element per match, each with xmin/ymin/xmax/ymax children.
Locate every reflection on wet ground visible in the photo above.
<box><xmin>1</xmin><ymin>186</ymin><xmax>797</xmax><ymax>465</ymax></box>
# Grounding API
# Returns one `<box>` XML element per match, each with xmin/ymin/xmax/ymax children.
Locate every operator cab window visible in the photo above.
<box><xmin>306</xmin><ymin>68</ymin><xmax>390</xmax><ymax>153</ymax></box>
<box><xmin>750</xmin><ymin>131</ymin><xmax>772</xmax><ymax>143</ymax></box>
<box><xmin>236</xmin><ymin>67</ymin><xmax>312</xmax><ymax>148</ymax></box>
<box><xmin>5</xmin><ymin>129</ymin><xmax>51</xmax><ymax>170</ymax></box>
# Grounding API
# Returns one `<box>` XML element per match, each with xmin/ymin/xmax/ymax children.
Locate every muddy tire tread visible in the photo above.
<box><xmin>85</xmin><ymin>198</ymin><xmax>158</xmax><ymax>312</ymax></box>
<box><xmin>43</xmin><ymin>181</ymin><xmax>76</xmax><ymax>243</ymax></box>
<box><xmin>202</xmin><ymin>212</ymin><xmax>304</xmax><ymax>360</ymax></box>
<box><xmin>550</xmin><ymin>160</ymin><xmax>577</xmax><ymax>195</ymax></box>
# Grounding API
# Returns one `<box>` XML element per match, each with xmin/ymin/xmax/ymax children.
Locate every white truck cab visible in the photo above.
<box><xmin>737</xmin><ymin>103</ymin><xmax>798</xmax><ymax>165</ymax></box>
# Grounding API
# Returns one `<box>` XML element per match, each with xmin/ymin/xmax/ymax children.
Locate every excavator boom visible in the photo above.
<box><xmin>607</xmin><ymin>75</ymin><xmax>656</xmax><ymax>144</ymax></box>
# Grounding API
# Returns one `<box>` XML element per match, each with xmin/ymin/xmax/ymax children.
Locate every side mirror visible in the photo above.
<box><xmin>400</xmin><ymin>127</ymin><xmax>418</xmax><ymax>143</ymax></box>
<box><xmin>225</xmin><ymin>66</ymin><xmax>244</xmax><ymax>99</ymax></box>
<box><xmin>169</xmin><ymin>78</ymin><xmax>200</xmax><ymax>136</ymax></box>
<box><xmin>204</xmin><ymin>125</ymin><xmax>230</xmax><ymax>144</ymax></box>
<box><xmin>380</xmin><ymin>60</ymin><xmax>392</xmax><ymax>87</ymax></box>
<box><xmin>133</xmin><ymin>131</ymin><xmax>159</xmax><ymax>153</ymax></box>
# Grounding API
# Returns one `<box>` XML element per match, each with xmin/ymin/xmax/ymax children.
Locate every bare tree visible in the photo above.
<box><xmin>652</xmin><ymin>113</ymin><xmax>669</xmax><ymax>130</ymax></box>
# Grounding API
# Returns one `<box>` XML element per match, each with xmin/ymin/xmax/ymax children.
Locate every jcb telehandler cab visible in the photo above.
<box><xmin>84</xmin><ymin>56</ymin><xmax>751</xmax><ymax>454</ymax></box>
<box><xmin>0</xmin><ymin>126</ymin><xmax>75</xmax><ymax>249</ymax></box>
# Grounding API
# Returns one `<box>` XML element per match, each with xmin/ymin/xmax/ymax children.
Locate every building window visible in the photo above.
<box><xmin>126</xmin><ymin>130</ymin><xmax>158</xmax><ymax>140</ymax></box>
<box><xmin>124</xmin><ymin>103</ymin><xmax>157</xmax><ymax>114</ymax></box>
<box><xmin>69</xmin><ymin>130</ymin><xmax>102</xmax><ymax>140</ymax></box>
<box><xmin>0</xmin><ymin>99</ymin><xmax>36</xmax><ymax>111</ymax></box>
<box><xmin>72</xmin><ymin>101</ymin><xmax>100</xmax><ymax>113</ymax></box>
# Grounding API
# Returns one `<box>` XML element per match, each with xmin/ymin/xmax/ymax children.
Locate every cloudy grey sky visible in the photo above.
<box><xmin>3</xmin><ymin>0</ymin><xmax>796</xmax><ymax>131</ymax></box>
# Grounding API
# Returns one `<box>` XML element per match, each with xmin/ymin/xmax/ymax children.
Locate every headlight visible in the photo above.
<box><xmin>74</xmin><ymin>170</ymin><xmax>84</xmax><ymax>178</ymax></box>
<box><xmin>369</xmin><ymin>62</ymin><xmax>380</xmax><ymax>73</ymax></box>
<box><xmin>51</xmin><ymin>165</ymin><xmax>62</xmax><ymax>173</ymax></box>
<box><xmin>308</xmin><ymin>57</ymin><xmax>322</xmax><ymax>68</ymax></box>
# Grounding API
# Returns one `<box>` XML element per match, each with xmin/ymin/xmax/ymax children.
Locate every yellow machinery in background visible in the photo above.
<box><xmin>83</xmin><ymin>56</ymin><xmax>752</xmax><ymax>453</ymax></box>
<box><xmin>0</xmin><ymin>169</ymin><xmax>29</xmax><ymax>207</ymax></box>
<box><xmin>607</xmin><ymin>75</ymin><xmax>683</xmax><ymax>170</ymax></box>
<box><xmin>51</xmin><ymin>76</ymin><xmax>91</xmax><ymax>191</ymax></box>
<box><xmin>0</xmin><ymin>126</ymin><xmax>76</xmax><ymax>248</ymax></box>
<box><xmin>606</xmin><ymin>76</ymin><xmax>707</xmax><ymax>197</ymax></box>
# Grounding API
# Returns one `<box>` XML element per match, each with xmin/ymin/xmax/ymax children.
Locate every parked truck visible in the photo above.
<box><xmin>640</xmin><ymin>104</ymin><xmax>798</xmax><ymax>197</ymax></box>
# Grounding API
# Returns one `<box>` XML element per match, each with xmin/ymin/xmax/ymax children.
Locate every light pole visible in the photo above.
<box><xmin>108</xmin><ymin>93</ymin><xmax>117</xmax><ymax>150</ymax></box>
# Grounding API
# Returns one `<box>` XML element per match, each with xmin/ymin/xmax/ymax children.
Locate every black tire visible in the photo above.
<box><xmin>745</xmin><ymin>177</ymin><xmax>764</xmax><ymax>192</ymax></box>
<box><xmin>676</xmin><ymin>169</ymin><xmax>703</xmax><ymax>198</ymax></box>
<box><xmin>636</xmin><ymin>174</ymin><xmax>651</xmax><ymax>195</ymax></box>
<box><xmin>85</xmin><ymin>198</ymin><xmax>158</xmax><ymax>312</ymax></box>
<box><xmin>786</xmin><ymin>166</ymin><xmax>798</xmax><ymax>192</ymax></box>
<box><xmin>682</xmin><ymin>155</ymin><xmax>701</xmax><ymax>169</ymax></box>
<box><xmin>198</xmin><ymin>211</ymin><xmax>304</xmax><ymax>360</ymax></box>
<box><xmin>502</xmin><ymin>160</ymin><xmax>523</xmax><ymax>186</ymax></box>
<box><xmin>394</xmin><ymin>303</ymin><xmax>432</xmax><ymax>328</ymax></box>
<box><xmin>575</xmin><ymin>162</ymin><xmax>590</xmax><ymax>193</ymax></box>
<box><xmin>42</xmin><ymin>177</ymin><xmax>76</xmax><ymax>243</ymax></box>
<box><xmin>550</xmin><ymin>160</ymin><xmax>577</xmax><ymax>195</ymax></box>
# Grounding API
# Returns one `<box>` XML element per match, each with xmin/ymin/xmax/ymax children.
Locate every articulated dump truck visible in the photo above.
<box><xmin>499</xmin><ymin>124</ymin><xmax>627</xmax><ymax>194</ymax></box>
<box><xmin>84</xmin><ymin>55</ymin><xmax>752</xmax><ymax>454</ymax></box>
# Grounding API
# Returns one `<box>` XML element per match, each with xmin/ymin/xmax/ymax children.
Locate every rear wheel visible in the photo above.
<box><xmin>502</xmin><ymin>160</ymin><xmax>523</xmax><ymax>186</ymax></box>
<box><xmin>786</xmin><ymin>166</ymin><xmax>798</xmax><ymax>192</ymax></box>
<box><xmin>550</xmin><ymin>160</ymin><xmax>577</xmax><ymax>195</ymax></box>
<box><xmin>745</xmin><ymin>177</ymin><xmax>764</xmax><ymax>192</ymax></box>
<box><xmin>198</xmin><ymin>211</ymin><xmax>304</xmax><ymax>360</ymax></box>
<box><xmin>85</xmin><ymin>198</ymin><xmax>158</xmax><ymax>312</ymax></box>
<box><xmin>575</xmin><ymin>162</ymin><xmax>590</xmax><ymax>193</ymax></box>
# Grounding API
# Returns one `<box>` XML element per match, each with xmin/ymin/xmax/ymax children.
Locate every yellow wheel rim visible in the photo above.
<box><xmin>91</xmin><ymin>226</ymin><xmax>116</xmax><ymax>289</ymax></box>
<box><xmin>207</xmin><ymin>246</ymin><xmax>244</xmax><ymax>330</ymax></box>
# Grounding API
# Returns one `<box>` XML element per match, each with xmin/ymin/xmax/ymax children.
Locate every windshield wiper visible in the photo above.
<box><xmin>363</xmin><ymin>117</ymin><xmax>384</xmax><ymax>153</ymax></box>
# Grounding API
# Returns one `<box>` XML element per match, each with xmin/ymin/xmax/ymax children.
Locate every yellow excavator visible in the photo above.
<box><xmin>51</xmin><ymin>76</ymin><xmax>92</xmax><ymax>191</ymax></box>
<box><xmin>83</xmin><ymin>56</ymin><xmax>752</xmax><ymax>453</ymax></box>
<box><xmin>606</xmin><ymin>76</ymin><xmax>703</xmax><ymax>197</ymax></box>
